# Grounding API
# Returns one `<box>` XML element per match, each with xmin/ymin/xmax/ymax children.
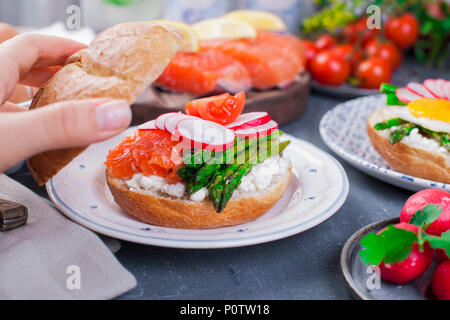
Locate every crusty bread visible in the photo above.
<box><xmin>106</xmin><ymin>167</ymin><xmax>292</xmax><ymax>229</ymax></box>
<box><xmin>26</xmin><ymin>22</ymin><xmax>183</xmax><ymax>185</ymax></box>
<box><xmin>367</xmin><ymin>108</ymin><xmax>450</xmax><ymax>183</ymax></box>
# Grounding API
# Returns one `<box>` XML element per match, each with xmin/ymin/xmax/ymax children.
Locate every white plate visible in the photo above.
<box><xmin>320</xmin><ymin>94</ymin><xmax>449</xmax><ymax>192</ymax></box>
<box><xmin>47</xmin><ymin>129</ymin><xmax>349</xmax><ymax>249</ymax></box>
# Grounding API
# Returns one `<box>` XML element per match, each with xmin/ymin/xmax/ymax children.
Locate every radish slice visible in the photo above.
<box><xmin>396</xmin><ymin>88</ymin><xmax>422</xmax><ymax>103</ymax></box>
<box><xmin>423</xmin><ymin>79</ymin><xmax>441</xmax><ymax>99</ymax></box>
<box><xmin>175</xmin><ymin>118</ymin><xmax>235</xmax><ymax>152</ymax></box>
<box><xmin>164</xmin><ymin>114</ymin><xmax>197</xmax><ymax>135</ymax></box>
<box><xmin>138</xmin><ymin>120</ymin><xmax>157</xmax><ymax>131</ymax></box>
<box><xmin>444</xmin><ymin>81</ymin><xmax>450</xmax><ymax>100</ymax></box>
<box><xmin>234</xmin><ymin>120</ymin><xmax>278</xmax><ymax>139</ymax></box>
<box><xmin>226</xmin><ymin>112</ymin><xmax>271</xmax><ymax>130</ymax></box>
<box><xmin>155</xmin><ymin>112</ymin><xmax>180</xmax><ymax>131</ymax></box>
<box><xmin>407</xmin><ymin>82</ymin><xmax>434</xmax><ymax>98</ymax></box>
<box><xmin>433</xmin><ymin>79</ymin><xmax>446</xmax><ymax>99</ymax></box>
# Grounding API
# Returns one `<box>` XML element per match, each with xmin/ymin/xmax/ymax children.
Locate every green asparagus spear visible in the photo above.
<box><xmin>183</xmin><ymin>149</ymin><xmax>213</xmax><ymax>168</ymax></box>
<box><xmin>183</xmin><ymin>130</ymin><xmax>284</xmax><ymax>195</ymax></box>
<box><xmin>425</xmin><ymin>129</ymin><xmax>450</xmax><ymax>151</ymax></box>
<box><xmin>208</xmin><ymin>166</ymin><xmax>230</xmax><ymax>208</ymax></box>
<box><xmin>183</xmin><ymin>136</ymin><xmax>249</xmax><ymax>168</ymax></box>
<box><xmin>217</xmin><ymin>140</ymin><xmax>290</xmax><ymax>212</ymax></box>
<box><xmin>440</xmin><ymin>133</ymin><xmax>450</xmax><ymax>151</ymax></box>
<box><xmin>177</xmin><ymin>166</ymin><xmax>199</xmax><ymax>181</ymax></box>
<box><xmin>380</xmin><ymin>83</ymin><xmax>397</xmax><ymax>94</ymax></box>
<box><xmin>374</xmin><ymin>118</ymin><xmax>407</xmax><ymax>130</ymax></box>
<box><xmin>389</xmin><ymin>124</ymin><xmax>416</xmax><ymax>144</ymax></box>
<box><xmin>208</xmin><ymin>144</ymin><xmax>256</xmax><ymax>207</ymax></box>
<box><xmin>379</xmin><ymin>84</ymin><xmax>406</xmax><ymax>106</ymax></box>
<box><xmin>186</xmin><ymin>138</ymin><xmax>258</xmax><ymax>194</ymax></box>
<box><xmin>208</xmin><ymin>133</ymin><xmax>281</xmax><ymax>208</ymax></box>
<box><xmin>376</xmin><ymin>120</ymin><xmax>449</xmax><ymax>151</ymax></box>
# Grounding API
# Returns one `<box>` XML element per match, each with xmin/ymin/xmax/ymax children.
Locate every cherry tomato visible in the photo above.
<box><xmin>329</xmin><ymin>44</ymin><xmax>363</xmax><ymax>70</ymax></box>
<box><xmin>378</xmin><ymin>223</ymin><xmax>434</xmax><ymax>285</ymax></box>
<box><xmin>432</xmin><ymin>260</ymin><xmax>450</xmax><ymax>300</ymax></box>
<box><xmin>302</xmin><ymin>40</ymin><xmax>319</xmax><ymax>71</ymax></box>
<box><xmin>363</xmin><ymin>37</ymin><xmax>381</xmax><ymax>56</ymax></box>
<box><xmin>310</xmin><ymin>51</ymin><xmax>350</xmax><ymax>86</ymax></box>
<box><xmin>343</xmin><ymin>21</ymin><xmax>359</xmax><ymax>44</ymax></box>
<box><xmin>400</xmin><ymin>189</ymin><xmax>450</xmax><ymax>236</ymax></box>
<box><xmin>314</xmin><ymin>34</ymin><xmax>337</xmax><ymax>51</ymax></box>
<box><xmin>355</xmin><ymin>57</ymin><xmax>392</xmax><ymax>89</ymax></box>
<box><xmin>185</xmin><ymin>92</ymin><xmax>246</xmax><ymax>125</ymax></box>
<box><xmin>385</xmin><ymin>13</ymin><xmax>419</xmax><ymax>49</ymax></box>
<box><xmin>343</xmin><ymin>17</ymin><xmax>379</xmax><ymax>45</ymax></box>
<box><xmin>375</xmin><ymin>43</ymin><xmax>403</xmax><ymax>69</ymax></box>
<box><xmin>363</xmin><ymin>39</ymin><xmax>402</xmax><ymax>69</ymax></box>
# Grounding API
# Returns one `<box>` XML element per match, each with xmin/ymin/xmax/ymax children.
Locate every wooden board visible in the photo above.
<box><xmin>131</xmin><ymin>72</ymin><xmax>311</xmax><ymax>126</ymax></box>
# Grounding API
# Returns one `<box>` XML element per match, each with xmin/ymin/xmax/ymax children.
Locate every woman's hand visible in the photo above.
<box><xmin>0</xmin><ymin>34</ymin><xmax>132</xmax><ymax>173</ymax></box>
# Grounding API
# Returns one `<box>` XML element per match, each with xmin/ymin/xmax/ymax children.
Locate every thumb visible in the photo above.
<box><xmin>1</xmin><ymin>98</ymin><xmax>131</xmax><ymax>170</ymax></box>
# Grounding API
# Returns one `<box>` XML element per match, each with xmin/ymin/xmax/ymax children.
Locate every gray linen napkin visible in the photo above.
<box><xmin>0</xmin><ymin>174</ymin><xmax>136</xmax><ymax>299</ymax></box>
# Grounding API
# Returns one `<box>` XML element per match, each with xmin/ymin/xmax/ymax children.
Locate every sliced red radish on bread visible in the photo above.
<box><xmin>225</xmin><ymin>112</ymin><xmax>271</xmax><ymax>130</ymax></box>
<box><xmin>396</xmin><ymin>88</ymin><xmax>422</xmax><ymax>103</ymax></box>
<box><xmin>423</xmin><ymin>79</ymin><xmax>442</xmax><ymax>99</ymax></box>
<box><xmin>138</xmin><ymin>120</ymin><xmax>157</xmax><ymax>131</ymax></box>
<box><xmin>164</xmin><ymin>114</ymin><xmax>197</xmax><ymax>136</ymax></box>
<box><xmin>175</xmin><ymin>118</ymin><xmax>235</xmax><ymax>152</ymax></box>
<box><xmin>444</xmin><ymin>81</ymin><xmax>450</xmax><ymax>100</ymax></box>
<box><xmin>155</xmin><ymin>112</ymin><xmax>180</xmax><ymax>131</ymax></box>
<box><xmin>432</xmin><ymin>79</ymin><xmax>447</xmax><ymax>99</ymax></box>
<box><xmin>234</xmin><ymin>120</ymin><xmax>278</xmax><ymax>139</ymax></box>
<box><xmin>407</xmin><ymin>82</ymin><xmax>434</xmax><ymax>98</ymax></box>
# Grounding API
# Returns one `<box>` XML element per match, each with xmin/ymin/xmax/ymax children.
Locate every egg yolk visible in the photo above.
<box><xmin>408</xmin><ymin>98</ymin><xmax>450</xmax><ymax>122</ymax></box>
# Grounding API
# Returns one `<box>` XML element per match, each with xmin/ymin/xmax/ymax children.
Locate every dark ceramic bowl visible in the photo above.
<box><xmin>340</xmin><ymin>217</ymin><xmax>437</xmax><ymax>300</ymax></box>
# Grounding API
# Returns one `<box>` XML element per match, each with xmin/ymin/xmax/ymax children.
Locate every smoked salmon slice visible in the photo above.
<box><xmin>105</xmin><ymin>130</ymin><xmax>184</xmax><ymax>183</ymax></box>
<box><xmin>201</xmin><ymin>31</ymin><xmax>306</xmax><ymax>90</ymax></box>
<box><xmin>155</xmin><ymin>49</ymin><xmax>252</xmax><ymax>96</ymax></box>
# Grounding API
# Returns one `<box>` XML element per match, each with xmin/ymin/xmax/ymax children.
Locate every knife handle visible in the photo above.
<box><xmin>0</xmin><ymin>198</ymin><xmax>28</xmax><ymax>231</ymax></box>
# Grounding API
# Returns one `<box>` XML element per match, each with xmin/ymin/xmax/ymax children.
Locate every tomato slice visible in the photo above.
<box><xmin>185</xmin><ymin>100</ymin><xmax>201</xmax><ymax>117</ymax></box>
<box><xmin>184</xmin><ymin>92</ymin><xmax>246</xmax><ymax>125</ymax></box>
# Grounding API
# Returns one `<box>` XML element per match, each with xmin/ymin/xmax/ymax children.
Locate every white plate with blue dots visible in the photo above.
<box><xmin>46</xmin><ymin>129</ymin><xmax>349</xmax><ymax>249</ymax></box>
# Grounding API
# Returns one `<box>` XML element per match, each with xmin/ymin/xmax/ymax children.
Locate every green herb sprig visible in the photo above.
<box><xmin>359</xmin><ymin>204</ymin><xmax>450</xmax><ymax>266</ymax></box>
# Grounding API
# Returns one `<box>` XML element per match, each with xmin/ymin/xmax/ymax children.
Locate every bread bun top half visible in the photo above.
<box><xmin>27</xmin><ymin>22</ymin><xmax>183</xmax><ymax>185</ymax></box>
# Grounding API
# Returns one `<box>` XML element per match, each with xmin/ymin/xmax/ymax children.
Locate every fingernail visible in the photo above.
<box><xmin>95</xmin><ymin>100</ymin><xmax>131</xmax><ymax>130</ymax></box>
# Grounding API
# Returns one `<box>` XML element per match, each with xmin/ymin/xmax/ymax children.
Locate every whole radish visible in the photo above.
<box><xmin>378</xmin><ymin>223</ymin><xmax>434</xmax><ymax>284</ymax></box>
<box><xmin>431</xmin><ymin>260</ymin><xmax>450</xmax><ymax>300</ymax></box>
<box><xmin>400</xmin><ymin>189</ymin><xmax>450</xmax><ymax>236</ymax></box>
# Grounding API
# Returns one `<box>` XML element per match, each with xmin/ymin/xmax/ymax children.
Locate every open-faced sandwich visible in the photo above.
<box><xmin>105</xmin><ymin>92</ymin><xmax>292</xmax><ymax>229</ymax></box>
<box><xmin>367</xmin><ymin>80</ymin><xmax>450</xmax><ymax>183</ymax></box>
